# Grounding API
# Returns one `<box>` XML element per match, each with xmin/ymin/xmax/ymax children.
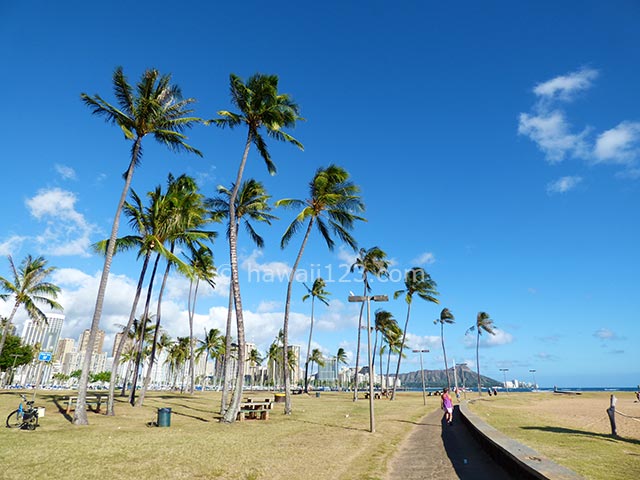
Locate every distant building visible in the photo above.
<box><xmin>17</xmin><ymin>313</ymin><xmax>64</xmax><ymax>385</ymax></box>
<box><xmin>55</xmin><ymin>338</ymin><xmax>75</xmax><ymax>362</ymax></box>
<box><xmin>112</xmin><ymin>332</ymin><xmax>134</xmax><ymax>356</ymax></box>
<box><xmin>316</xmin><ymin>356</ymin><xmax>338</xmax><ymax>384</ymax></box>
<box><xmin>79</xmin><ymin>328</ymin><xmax>105</xmax><ymax>354</ymax></box>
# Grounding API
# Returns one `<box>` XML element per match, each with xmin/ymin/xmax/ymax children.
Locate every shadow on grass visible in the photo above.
<box><xmin>520</xmin><ymin>426</ymin><xmax>640</xmax><ymax>446</ymax></box>
<box><xmin>292</xmin><ymin>417</ymin><xmax>369</xmax><ymax>432</ymax></box>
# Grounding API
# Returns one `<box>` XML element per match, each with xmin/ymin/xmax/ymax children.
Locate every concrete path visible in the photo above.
<box><xmin>385</xmin><ymin>406</ymin><xmax>513</xmax><ymax>479</ymax></box>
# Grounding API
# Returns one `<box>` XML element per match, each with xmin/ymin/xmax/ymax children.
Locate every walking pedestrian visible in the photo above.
<box><xmin>441</xmin><ymin>387</ymin><xmax>454</xmax><ymax>425</ymax></box>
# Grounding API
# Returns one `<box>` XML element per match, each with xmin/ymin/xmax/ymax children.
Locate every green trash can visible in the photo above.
<box><xmin>315</xmin><ymin>392</ymin><xmax>321</xmax><ymax>398</ymax></box>
<box><xmin>157</xmin><ymin>407</ymin><xmax>171</xmax><ymax>427</ymax></box>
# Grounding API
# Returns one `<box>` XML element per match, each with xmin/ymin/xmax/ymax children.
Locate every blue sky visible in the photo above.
<box><xmin>1</xmin><ymin>1</ymin><xmax>638</xmax><ymax>387</ymax></box>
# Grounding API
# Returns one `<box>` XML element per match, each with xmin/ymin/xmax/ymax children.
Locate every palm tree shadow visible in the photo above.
<box><xmin>521</xmin><ymin>426</ymin><xmax>640</xmax><ymax>446</ymax></box>
<box><xmin>294</xmin><ymin>417</ymin><xmax>369</xmax><ymax>432</ymax></box>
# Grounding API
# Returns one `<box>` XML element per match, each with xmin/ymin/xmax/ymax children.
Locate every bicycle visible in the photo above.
<box><xmin>6</xmin><ymin>393</ymin><xmax>39</xmax><ymax>430</ymax></box>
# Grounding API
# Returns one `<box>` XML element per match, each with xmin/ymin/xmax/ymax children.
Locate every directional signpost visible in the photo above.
<box><xmin>33</xmin><ymin>351</ymin><xmax>53</xmax><ymax>400</ymax></box>
<box><xmin>38</xmin><ymin>351</ymin><xmax>52</xmax><ymax>363</ymax></box>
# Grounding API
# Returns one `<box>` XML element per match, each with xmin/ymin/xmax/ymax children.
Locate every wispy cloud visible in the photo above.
<box><xmin>546</xmin><ymin>176</ymin><xmax>583</xmax><ymax>194</ymax></box>
<box><xmin>0</xmin><ymin>235</ymin><xmax>27</xmax><ymax>256</ymax></box>
<box><xmin>464</xmin><ymin>328</ymin><xmax>514</xmax><ymax>348</ymax></box>
<box><xmin>26</xmin><ymin>188</ymin><xmax>96</xmax><ymax>257</ymax></box>
<box><xmin>54</xmin><ymin>164</ymin><xmax>77</xmax><ymax>180</ymax></box>
<box><xmin>594</xmin><ymin>328</ymin><xmax>624</xmax><ymax>341</ymax></box>
<box><xmin>411</xmin><ymin>252</ymin><xmax>436</xmax><ymax>265</ymax></box>
<box><xmin>519</xmin><ymin>67</ymin><xmax>640</xmax><ymax>180</ymax></box>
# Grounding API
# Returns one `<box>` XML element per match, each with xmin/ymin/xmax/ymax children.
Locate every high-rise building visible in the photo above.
<box><xmin>55</xmin><ymin>338</ymin><xmax>75</xmax><ymax>362</ymax></box>
<box><xmin>112</xmin><ymin>332</ymin><xmax>134</xmax><ymax>356</ymax></box>
<box><xmin>21</xmin><ymin>313</ymin><xmax>64</xmax><ymax>352</ymax></box>
<box><xmin>78</xmin><ymin>328</ymin><xmax>105</xmax><ymax>354</ymax></box>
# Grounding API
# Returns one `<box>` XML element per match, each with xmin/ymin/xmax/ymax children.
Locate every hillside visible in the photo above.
<box><xmin>397</xmin><ymin>366</ymin><xmax>501</xmax><ymax>389</ymax></box>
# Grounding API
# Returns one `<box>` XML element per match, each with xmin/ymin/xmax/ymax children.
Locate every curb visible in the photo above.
<box><xmin>459</xmin><ymin>402</ymin><xmax>584</xmax><ymax>479</ymax></box>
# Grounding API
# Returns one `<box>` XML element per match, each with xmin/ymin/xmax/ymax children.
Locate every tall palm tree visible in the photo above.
<box><xmin>267</xmin><ymin>340</ymin><xmax>281</xmax><ymax>390</ymax></box>
<box><xmin>77</xmin><ymin>67</ymin><xmax>201</xmax><ymax>425</ymax></box>
<box><xmin>309</xmin><ymin>349</ymin><xmax>325</xmax><ymax>388</ymax></box>
<box><xmin>434</xmin><ymin>308</ymin><xmax>455</xmax><ymax>388</ymax></box>
<box><xmin>207</xmin><ymin>179</ymin><xmax>276</xmax><ymax>413</ymax></box>
<box><xmin>391</xmin><ymin>267</ymin><xmax>439</xmax><ymax>400</ymax></box>
<box><xmin>467</xmin><ymin>312</ymin><xmax>496</xmax><ymax>395</ymax></box>
<box><xmin>350</xmin><ymin>247</ymin><xmax>389</xmax><ymax>401</ymax></box>
<box><xmin>373</xmin><ymin>309</ymin><xmax>396</xmax><ymax>390</ymax></box>
<box><xmin>0</xmin><ymin>255</ymin><xmax>63</xmax><ymax>358</ymax></box>
<box><xmin>277</xmin><ymin>165</ymin><xmax>365</xmax><ymax>414</ymax></box>
<box><xmin>247</xmin><ymin>348</ymin><xmax>262</xmax><ymax>388</ymax></box>
<box><xmin>136</xmin><ymin>175</ymin><xmax>214</xmax><ymax>407</ymax></box>
<box><xmin>212</xmin><ymin>73</ymin><xmax>303</xmax><ymax>424</ymax></box>
<box><xmin>302</xmin><ymin>278</ymin><xmax>330</xmax><ymax>393</ymax></box>
<box><xmin>385</xmin><ymin>325</ymin><xmax>404</xmax><ymax>391</ymax></box>
<box><xmin>335</xmin><ymin>347</ymin><xmax>348</xmax><ymax>389</ymax></box>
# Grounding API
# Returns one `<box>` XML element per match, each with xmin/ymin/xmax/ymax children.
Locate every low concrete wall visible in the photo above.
<box><xmin>459</xmin><ymin>402</ymin><xmax>584</xmax><ymax>480</ymax></box>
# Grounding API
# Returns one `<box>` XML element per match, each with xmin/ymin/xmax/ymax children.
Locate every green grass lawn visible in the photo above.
<box><xmin>467</xmin><ymin>392</ymin><xmax>640</xmax><ymax>480</ymax></box>
<box><xmin>0</xmin><ymin>390</ymin><xmax>436</xmax><ymax>480</ymax></box>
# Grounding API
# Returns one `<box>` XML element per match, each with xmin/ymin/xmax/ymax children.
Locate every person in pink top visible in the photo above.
<box><xmin>441</xmin><ymin>387</ymin><xmax>454</xmax><ymax>425</ymax></box>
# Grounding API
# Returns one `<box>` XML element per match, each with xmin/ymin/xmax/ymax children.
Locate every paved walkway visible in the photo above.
<box><xmin>385</xmin><ymin>406</ymin><xmax>513</xmax><ymax>479</ymax></box>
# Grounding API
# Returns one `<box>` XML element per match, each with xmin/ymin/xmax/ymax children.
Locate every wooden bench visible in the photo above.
<box><xmin>65</xmin><ymin>395</ymin><xmax>105</xmax><ymax>414</ymax></box>
<box><xmin>237</xmin><ymin>398</ymin><xmax>273</xmax><ymax>421</ymax></box>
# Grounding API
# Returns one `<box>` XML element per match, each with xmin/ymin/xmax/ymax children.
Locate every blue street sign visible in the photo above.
<box><xmin>38</xmin><ymin>351</ymin><xmax>52</xmax><ymax>362</ymax></box>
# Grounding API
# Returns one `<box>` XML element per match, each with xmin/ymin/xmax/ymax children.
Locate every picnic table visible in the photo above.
<box><xmin>237</xmin><ymin>398</ymin><xmax>273</xmax><ymax>421</ymax></box>
<box><xmin>364</xmin><ymin>391</ymin><xmax>382</xmax><ymax>400</ymax></box>
<box><xmin>64</xmin><ymin>394</ymin><xmax>106</xmax><ymax>414</ymax></box>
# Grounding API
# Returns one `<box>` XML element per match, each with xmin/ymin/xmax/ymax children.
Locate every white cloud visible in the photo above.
<box><xmin>54</xmin><ymin>164</ymin><xmax>77</xmax><ymax>180</ymax></box>
<box><xmin>464</xmin><ymin>328</ymin><xmax>514</xmax><ymax>348</ymax></box>
<box><xmin>594</xmin><ymin>328</ymin><xmax>624</xmax><ymax>341</ymax></box>
<box><xmin>594</xmin><ymin>121</ymin><xmax>640</xmax><ymax>165</ymax></box>
<box><xmin>241</xmin><ymin>249</ymin><xmax>290</xmax><ymax>282</ymax></box>
<box><xmin>411</xmin><ymin>252</ymin><xmax>436</xmax><ymax>265</ymax></box>
<box><xmin>0</xmin><ymin>235</ymin><xmax>27</xmax><ymax>256</ymax></box>
<box><xmin>533</xmin><ymin>67</ymin><xmax>598</xmax><ymax>101</ymax></box>
<box><xmin>518</xmin><ymin>111</ymin><xmax>589</xmax><ymax>163</ymax></box>
<box><xmin>25</xmin><ymin>188</ymin><xmax>96</xmax><ymax>257</ymax></box>
<box><xmin>546</xmin><ymin>176</ymin><xmax>583</xmax><ymax>194</ymax></box>
<box><xmin>336</xmin><ymin>245</ymin><xmax>357</xmax><ymax>267</ymax></box>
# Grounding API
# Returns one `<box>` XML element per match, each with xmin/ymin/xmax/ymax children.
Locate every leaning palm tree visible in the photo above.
<box><xmin>196</xmin><ymin>328</ymin><xmax>224</xmax><ymax>388</ymax></box>
<box><xmin>302</xmin><ymin>278</ymin><xmax>330</xmax><ymax>393</ymax></box>
<box><xmin>76</xmin><ymin>67</ymin><xmax>201</xmax><ymax>425</ymax></box>
<box><xmin>212</xmin><ymin>73</ymin><xmax>303</xmax><ymax>424</ymax></box>
<box><xmin>207</xmin><ymin>179</ymin><xmax>276</xmax><ymax>413</ymax></box>
<box><xmin>335</xmin><ymin>347</ymin><xmax>348</xmax><ymax>389</ymax></box>
<box><xmin>0</xmin><ymin>255</ymin><xmax>63</xmax><ymax>358</ymax></box>
<box><xmin>373</xmin><ymin>309</ymin><xmax>396</xmax><ymax>391</ymax></box>
<box><xmin>350</xmin><ymin>247</ymin><xmax>389</xmax><ymax>401</ymax></box>
<box><xmin>434</xmin><ymin>308</ymin><xmax>455</xmax><ymax>389</ymax></box>
<box><xmin>277</xmin><ymin>165</ymin><xmax>365</xmax><ymax>414</ymax></box>
<box><xmin>467</xmin><ymin>312</ymin><xmax>496</xmax><ymax>395</ymax></box>
<box><xmin>391</xmin><ymin>267</ymin><xmax>439</xmax><ymax>400</ymax></box>
<box><xmin>309</xmin><ymin>348</ymin><xmax>325</xmax><ymax>388</ymax></box>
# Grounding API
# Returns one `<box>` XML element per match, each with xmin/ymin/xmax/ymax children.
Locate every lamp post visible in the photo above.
<box><xmin>349</xmin><ymin>294</ymin><xmax>388</xmax><ymax>433</ymax></box>
<box><xmin>8</xmin><ymin>353</ymin><xmax>20</xmax><ymax>387</ymax></box>
<box><xmin>529</xmin><ymin>369</ymin><xmax>537</xmax><ymax>391</ymax></box>
<box><xmin>412</xmin><ymin>349</ymin><xmax>429</xmax><ymax>405</ymax></box>
<box><xmin>456</xmin><ymin>362</ymin><xmax>468</xmax><ymax>399</ymax></box>
<box><xmin>499</xmin><ymin>368</ymin><xmax>509</xmax><ymax>393</ymax></box>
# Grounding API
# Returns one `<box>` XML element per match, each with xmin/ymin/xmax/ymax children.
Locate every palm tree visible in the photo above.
<box><xmin>267</xmin><ymin>340</ymin><xmax>281</xmax><ymax>390</ymax></box>
<box><xmin>207</xmin><ymin>179</ymin><xmax>276</xmax><ymax>413</ymax></box>
<box><xmin>391</xmin><ymin>267</ymin><xmax>439</xmax><ymax>400</ymax></box>
<box><xmin>434</xmin><ymin>308</ymin><xmax>455</xmax><ymax>389</ymax></box>
<box><xmin>77</xmin><ymin>67</ymin><xmax>201</xmax><ymax>425</ymax></box>
<box><xmin>467</xmin><ymin>312</ymin><xmax>496</xmax><ymax>395</ymax></box>
<box><xmin>385</xmin><ymin>325</ymin><xmax>404</xmax><ymax>391</ymax></box>
<box><xmin>373</xmin><ymin>309</ymin><xmax>396</xmax><ymax>390</ymax></box>
<box><xmin>302</xmin><ymin>278</ymin><xmax>330</xmax><ymax>393</ymax></box>
<box><xmin>0</xmin><ymin>255</ymin><xmax>62</xmax><ymax>358</ymax></box>
<box><xmin>212</xmin><ymin>73</ymin><xmax>303</xmax><ymax>424</ymax></box>
<box><xmin>350</xmin><ymin>247</ymin><xmax>389</xmax><ymax>401</ymax></box>
<box><xmin>277</xmin><ymin>165</ymin><xmax>365</xmax><ymax>413</ymax></box>
<box><xmin>335</xmin><ymin>347</ymin><xmax>348</xmax><ymax>389</ymax></box>
<box><xmin>247</xmin><ymin>348</ymin><xmax>262</xmax><ymax>388</ymax></box>
<box><xmin>309</xmin><ymin>349</ymin><xmax>325</xmax><ymax>388</ymax></box>
<box><xmin>196</xmin><ymin>328</ymin><xmax>224</xmax><ymax>388</ymax></box>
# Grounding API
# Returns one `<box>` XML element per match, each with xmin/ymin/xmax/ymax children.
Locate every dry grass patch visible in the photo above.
<box><xmin>0</xmin><ymin>390</ymin><xmax>435</xmax><ymax>480</ymax></box>
<box><xmin>467</xmin><ymin>391</ymin><xmax>640</xmax><ymax>480</ymax></box>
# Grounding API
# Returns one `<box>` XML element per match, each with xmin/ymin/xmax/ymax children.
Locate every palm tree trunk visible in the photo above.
<box><xmin>282</xmin><ymin>218</ymin><xmax>315</xmax><ymax>415</ymax></box>
<box><xmin>220</xmin><ymin>285</ymin><xmax>234</xmax><ymax>413</ymax></box>
<box><xmin>188</xmin><ymin>279</ymin><xmax>200</xmax><ymax>395</ymax></box>
<box><xmin>107</xmin><ymin>252</ymin><xmax>150</xmax><ymax>415</ymax></box>
<box><xmin>442</xmin><ymin>323</ymin><xmax>451</xmax><ymax>389</ymax></box>
<box><xmin>391</xmin><ymin>301</ymin><xmax>412</xmax><ymax>401</ymax></box>
<box><xmin>352</xmin><ymin>281</ymin><xmax>367</xmax><ymax>401</ymax></box>
<box><xmin>304</xmin><ymin>297</ymin><xmax>315</xmax><ymax>394</ymax></box>
<box><xmin>129</xmin><ymin>252</ymin><xmax>161</xmax><ymax>406</ymax></box>
<box><xmin>74</xmin><ymin>137</ymin><xmax>141</xmax><ymax>426</ymax></box>
<box><xmin>476</xmin><ymin>331</ymin><xmax>481</xmax><ymax>395</ymax></box>
<box><xmin>221</xmin><ymin>132</ymin><xmax>252</xmax><ymax>424</ymax></box>
<box><xmin>137</xmin><ymin>249</ymin><xmax>173</xmax><ymax>407</ymax></box>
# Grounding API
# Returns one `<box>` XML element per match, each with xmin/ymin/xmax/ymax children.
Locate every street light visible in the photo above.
<box><xmin>529</xmin><ymin>369</ymin><xmax>537</xmax><ymax>391</ymax></box>
<box><xmin>348</xmin><ymin>294</ymin><xmax>388</xmax><ymax>433</ymax></box>
<box><xmin>456</xmin><ymin>362</ymin><xmax>468</xmax><ymax>399</ymax></box>
<box><xmin>412</xmin><ymin>349</ymin><xmax>429</xmax><ymax>405</ymax></box>
<box><xmin>499</xmin><ymin>368</ymin><xmax>509</xmax><ymax>393</ymax></box>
